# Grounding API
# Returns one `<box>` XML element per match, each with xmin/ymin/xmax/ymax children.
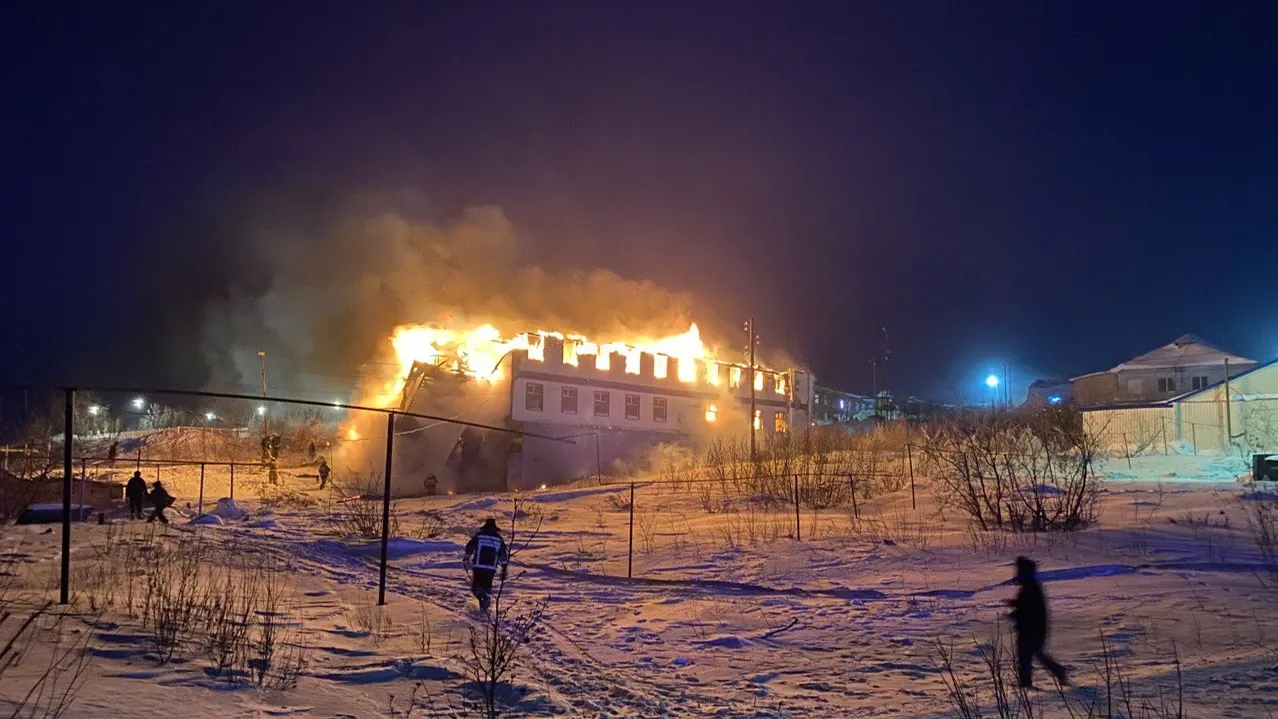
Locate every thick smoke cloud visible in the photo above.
<box><xmin>132</xmin><ymin>191</ymin><xmax>713</xmax><ymax>401</ymax></box>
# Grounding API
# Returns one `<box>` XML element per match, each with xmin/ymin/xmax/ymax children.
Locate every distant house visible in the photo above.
<box><xmin>1023</xmin><ymin>379</ymin><xmax>1073</xmax><ymax>408</ymax></box>
<box><xmin>1083</xmin><ymin>357</ymin><xmax>1278</xmax><ymax>458</ymax></box>
<box><xmin>1072</xmin><ymin>334</ymin><xmax>1256</xmax><ymax>409</ymax></box>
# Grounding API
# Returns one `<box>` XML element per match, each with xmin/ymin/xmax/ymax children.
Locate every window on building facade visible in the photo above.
<box><xmin>593</xmin><ymin>390</ymin><xmax>610</xmax><ymax>417</ymax></box>
<box><xmin>1158</xmin><ymin>378</ymin><xmax>1176</xmax><ymax>393</ymax></box>
<box><xmin>525</xmin><ymin>383</ymin><xmax>544</xmax><ymax>412</ymax></box>
<box><xmin>754</xmin><ymin>371</ymin><xmax>764</xmax><ymax>391</ymax></box>
<box><xmin>729</xmin><ymin>366</ymin><xmax>742</xmax><ymax>388</ymax></box>
<box><xmin>775</xmin><ymin>374</ymin><xmax>787</xmax><ymax>395</ymax></box>
<box><xmin>1127</xmin><ymin>379</ymin><xmax>1144</xmax><ymax>395</ymax></box>
<box><xmin>1191</xmin><ymin>376</ymin><xmax>1210</xmax><ymax>390</ymax></box>
<box><xmin>624</xmin><ymin>393</ymin><xmax>641</xmax><ymax>420</ymax></box>
<box><xmin>753</xmin><ymin>409</ymin><xmax>762</xmax><ymax>430</ymax></box>
<box><xmin>561</xmin><ymin>386</ymin><xmax>578</xmax><ymax>414</ymax></box>
<box><xmin>774</xmin><ymin>412</ymin><xmax>788</xmax><ymax>433</ymax></box>
<box><xmin>653</xmin><ymin>396</ymin><xmax>668</xmax><ymax>422</ymax></box>
<box><xmin>705</xmin><ymin>403</ymin><xmax>718</xmax><ymax>422</ymax></box>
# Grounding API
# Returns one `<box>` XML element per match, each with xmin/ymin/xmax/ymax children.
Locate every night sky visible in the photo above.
<box><xmin>5</xmin><ymin>2</ymin><xmax>1278</xmax><ymax>404</ymax></box>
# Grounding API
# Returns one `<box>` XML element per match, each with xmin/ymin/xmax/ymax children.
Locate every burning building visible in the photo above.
<box><xmin>367</xmin><ymin>323</ymin><xmax>813</xmax><ymax>494</ymax></box>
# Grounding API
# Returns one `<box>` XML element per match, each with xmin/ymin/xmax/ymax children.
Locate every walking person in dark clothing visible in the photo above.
<box><xmin>317</xmin><ymin>458</ymin><xmax>331</xmax><ymax>489</ymax></box>
<box><xmin>463</xmin><ymin>518</ymin><xmax>508</xmax><ymax>613</ymax></box>
<box><xmin>125</xmin><ymin>471</ymin><xmax>148</xmax><ymax>520</ymax></box>
<box><xmin>1008</xmin><ymin>556</ymin><xmax>1068</xmax><ymax>689</ymax></box>
<box><xmin>147</xmin><ymin>481</ymin><xmax>175</xmax><ymax>524</ymax></box>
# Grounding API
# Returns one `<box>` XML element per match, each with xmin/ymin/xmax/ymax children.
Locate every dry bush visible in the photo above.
<box><xmin>331</xmin><ymin>473</ymin><xmax>401</xmax><ymax>539</ymax></box>
<box><xmin>402</xmin><ymin>510</ymin><xmax>446</xmax><ymax>540</ymax></box>
<box><xmin>0</xmin><ymin>554</ymin><xmax>97</xmax><ymax>719</ymax></box>
<box><xmin>257</xmin><ymin>482</ymin><xmax>318</xmax><ymax>511</ymax></box>
<box><xmin>348</xmin><ymin>595</ymin><xmax>394</xmax><ymax>644</ymax></box>
<box><xmin>1243</xmin><ymin>489</ymin><xmax>1278</xmax><ymax>585</ymax></box>
<box><xmin>464</xmin><ymin>587</ymin><xmax>545</xmax><ymax>719</ymax></box>
<box><xmin>143</xmin><ymin>536</ymin><xmax>212</xmax><ymax>663</ymax></box>
<box><xmin>635</xmin><ymin>508</ymin><xmax>659</xmax><ymax>553</ymax></box>
<box><xmin>935</xmin><ymin>628</ymin><xmax>1185</xmax><ymax>719</ymax></box>
<box><xmin>921</xmin><ymin>407</ymin><xmax>1102</xmax><ymax>533</ymax></box>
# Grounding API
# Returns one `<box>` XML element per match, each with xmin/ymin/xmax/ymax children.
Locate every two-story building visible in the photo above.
<box><xmin>1073</xmin><ymin>334</ymin><xmax>1256</xmax><ymax>408</ymax></box>
<box><xmin>396</xmin><ymin>332</ymin><xmax>814</xmax><ymax>492</ymax></box>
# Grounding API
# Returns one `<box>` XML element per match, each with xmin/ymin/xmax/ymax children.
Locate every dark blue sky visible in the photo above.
<box><xmin>5</xmin><ymin>2</ymin><xmax>1278</xmax><ymax>402</ymax></box>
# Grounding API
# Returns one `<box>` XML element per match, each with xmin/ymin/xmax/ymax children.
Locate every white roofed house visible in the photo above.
<box><xmin>1077</xmin><ymin>335</ymin><xmax>1276</xmax><ymax>461</ymax></box>
<box><xmin>1073</xmin><ymin>334</ymin><xmax>1256</xmax><ymax>409</ymax></box>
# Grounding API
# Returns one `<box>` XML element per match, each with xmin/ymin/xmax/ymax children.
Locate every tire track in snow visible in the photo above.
<box><xmin>214</xmin><ymin>525</ymin><xmax>743</xmax><ymax>717</ymax></box>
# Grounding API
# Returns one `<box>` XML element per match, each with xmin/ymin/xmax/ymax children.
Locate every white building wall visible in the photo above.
<box><xmin>1083</xmin><ymin>405</ymin><xmax>1174</xmax><ymax>456</ymax></box>
<box><xmin>1172</xmin><ymin>361</ymin><xmax>1278</xmax><ymax>455</ymax></box>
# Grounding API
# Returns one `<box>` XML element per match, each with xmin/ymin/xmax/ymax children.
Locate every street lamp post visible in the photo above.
<box><xmin>985</xmin><ymin>374</ymin><xmax>1000</xmax><ymax>409</ymax></box>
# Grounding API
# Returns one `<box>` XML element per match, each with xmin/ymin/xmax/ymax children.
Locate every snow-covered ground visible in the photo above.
<box><xmin>2</xmin><ymin>454</ymin><xmax>1277</xmax><ymax>717</ymax></box>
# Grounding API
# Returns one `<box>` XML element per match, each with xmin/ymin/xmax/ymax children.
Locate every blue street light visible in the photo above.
<box><xmin>985</xmin><ymin>374</ymin><xmax>1000</xmax><ymax>389</ymax></box>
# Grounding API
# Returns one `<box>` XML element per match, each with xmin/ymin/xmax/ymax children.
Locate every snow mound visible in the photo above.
<box><xmin>696</xmin><ymin>635</ymin><xmax>747</xmax><ymax>649</ymax></box>
<box><xmin>533</xmin><ymin>486</ymin><xmax>625</xmax><ymax>503</ymax></box>
<box><xmin>1029</xmin><ymin>484</ymin><xmax>1065</xmax><ymax>496</ymax></box>
<box><xmin>189</xmin><ymin>514</ymin><xmax>224</xmax><ymax>526</ymax></box>
<box><xmin>209</xmin><ymin>498</ymin><xmax>249</xmax><ymax>520</ymax></box>
<box><xmin>345</xmin><ymin>538</ymin><xmax>463</xmax><ymax>559</ymax></box>
<box><xmin>250</xmin><ymin>518</ymin><xmax>282</xmax><ymax>529</ymax></box>
<box><xmin>451</xmin><ymin>497</ymin><xmax>500</xmax><ymax>511</ymax></box>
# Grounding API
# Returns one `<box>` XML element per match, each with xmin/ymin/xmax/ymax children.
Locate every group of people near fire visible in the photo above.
<box><xmin>123</xmin><ymin>471</ymin><xmax>175</xmax><ymax>524</ymax></box>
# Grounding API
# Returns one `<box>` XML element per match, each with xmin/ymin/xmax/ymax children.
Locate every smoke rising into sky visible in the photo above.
<box><xmin>180</xmin><ymin>192</ymin><xmax>715</xmax><ymax>401</ymax></box>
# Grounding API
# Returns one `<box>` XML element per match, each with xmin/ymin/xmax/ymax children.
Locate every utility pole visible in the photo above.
<box><xmin>258</xmin><ymin>351</ymin><xmax>269</xmax><ymax>437</ymax></box>
<box><xmin>744</xmin><ymin>318</ymin><xmax>758</xmax><ymax>459</ymax></box>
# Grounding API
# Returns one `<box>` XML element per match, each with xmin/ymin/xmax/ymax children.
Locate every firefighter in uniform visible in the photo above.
<box><xmin>463</xmin><ymin>518</ymin><xmax>508</xmax><ymax>613</ymax></box>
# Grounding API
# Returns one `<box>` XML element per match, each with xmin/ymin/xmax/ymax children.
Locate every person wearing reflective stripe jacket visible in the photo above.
<box><xmin>463</xmin><ymin>518</ymin><xmax>509</xmax><ymax>612</ymax></box>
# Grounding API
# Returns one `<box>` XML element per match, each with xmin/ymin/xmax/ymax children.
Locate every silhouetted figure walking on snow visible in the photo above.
<box><xmin>317</xmin><ymin>458</ymin><xmax>331</xmax><ymax>489</ymax></box>
<box><xmin>463</xmin><ymin>518</ymin><xmax>508</xmax><ymax>613</ymax></box>
<box><xmin>147</xmin><ymin>481</ymin><xmax>175</xmax><ymax>524</ymax></box>
<box><xmin>125</xmin><ymin>471</ymin><xmax>148</xmax><ymax>520</ymax></box>
<box><xmin>1008</xmin><ymin>556</ymin><xmax>1068</xmax><ymax>689</ymax></box>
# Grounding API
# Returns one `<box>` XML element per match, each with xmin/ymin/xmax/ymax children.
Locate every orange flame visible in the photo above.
<box><xmin>366</xmin><ymin>320</ymin><xmax>785</xmax><ymax>411</ymax></box>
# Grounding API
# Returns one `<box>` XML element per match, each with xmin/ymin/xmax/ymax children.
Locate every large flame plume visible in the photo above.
<box><xmin>365</xmin><ymin>321</ymin><xmax>721</xmax><ymax>409</ymax></box>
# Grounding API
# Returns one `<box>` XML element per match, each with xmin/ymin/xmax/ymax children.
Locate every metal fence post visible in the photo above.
<box><xmin>378</xmin><ymin>412</ymin><xmax>396</xmax><ymax>606</ymax></box>
<box><xmin>230</xmin><ymin>463</ymin><xmax>235</xmax><ymax>500</ymax></box>
<box><xmin>627</xmin><ymin>481</ymin><xmax>635</xmax><ymax>579</ymax></box>
<box><xmin>1161</xmin><ymin>417</ymin><xmax>1169</xmax><ymax>455</ymax></box>
<box><xmin>793</xmin><ymin>474</ymin><xmax>801</xmax><ymax>542</ymax></box>
<box><xmin>850</xmin><ymin>475</ymin><xmax>859</xmax><ymax>520</ymax></box>
<box><xmin>1122</xmin><ymin>433</ymin><xmax>1132</xmax><ymax>469</ymax></box>
<box><xmin>78</xmin><ymin>458</ymin><xmax>87</xmax><ymax>520</ymax></box>
<box><xmin>198</xmin><ymin>463</ymin><xmax>205</xmax><ymax>516</ymax></box>
<box><xmin>1191</xmin><ymin>423</ymin><xmax>1198</xmax><ymax>455</ymax></box>
<box><xmin>60</xmin><ymin>388</ymin><xmax>74</xmax><ymax>605</ymax></box>
<box><xmin>907</xmin><ymin>444</ymin><xmax>917</xmax><ymax>510</ymax></box>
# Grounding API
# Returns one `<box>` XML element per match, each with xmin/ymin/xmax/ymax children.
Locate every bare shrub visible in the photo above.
<box><xmin>249</xmin><ymin>566</ymin><xmax>309</xmax><ymax>690</ymax></box>
<box><xmin>935</xmin><ymin>628</ymin><xmax>1186</xmax><ymax>719</ymax></box>
<box><xmin>635</xmin><ymin>508</ymin><xmax>658</xmax><ymax>553</ymax></box>
<box><xmin>348</xmin><ymin>595</ymin><xmax>394</xmax><ymax>644</ymax></box>
<box><xmin>402</xmin><ymin>510</ymin><xmax>446</xmax><ymax>540</ymax></box>
<box><xmin>331</xmin><ymin>473</ymin><xmax>400</xmax><ymax>540</ymax></box>
<box><xmin>921</xmin><ymin>407</ymin><xmax>1102</xmax><ymax>532</ymax></box>
<box><xmin>257</xmin><ymin>482</ymin><xmax>318</xmax><ymax>511</ymax></box>
<box><xmin>464</xmin><ymin>585</ymin><xmax>546</xmax><ymax>719</ymax></box>
<box><xmin>143</xmin><ymin>537</ymin><xmax>211</xmax><ymax>663</ymax></box>
<box><xmin>1243</xmin><ymin>489</ymin><xmax>1278</xmax><ymax>584</ymax></box>
<box><xmin>0</xmin><ymin>545</ymin><xmax>99</xmax><ymax>719</ymax></box>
